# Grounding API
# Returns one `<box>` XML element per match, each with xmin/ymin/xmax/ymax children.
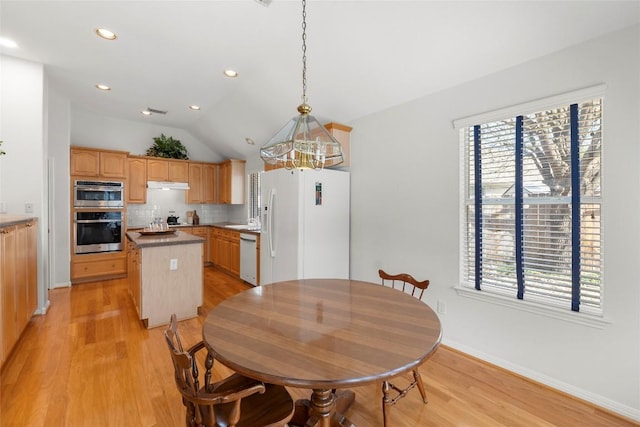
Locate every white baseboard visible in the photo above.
<box><xmin>50</xmin><ymin>281</ymin><xmax>71</xmax><ymax>289</ymax></box>
<box><xmin>441</xmin><ymin>337</ymin><xmax>640</xmax><ymax>422</ymax></box>
<box><xmin>34</xmin><ymin>299</ymin><xmax>50</xmax><ymax>315</ymax></box>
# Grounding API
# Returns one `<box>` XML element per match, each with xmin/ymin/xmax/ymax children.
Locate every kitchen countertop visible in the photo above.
<box><xmin>126</xmin><ymin>230</ymin><xmax>205</xmax><ymax>248</ymax></box>
<box><xmin>209</xmin><ymin>222</ymin><xmax>261</xmax><ymax>234</ymax></box>
<box><xmin>127</xmin><ymin>222</ymin><xmax>260</xmax><ymax>234</ymax></box>
<box><xmin>0</xmin><ymin>214</ymin><xmax>38</xmax><ymax>227</ymax></box>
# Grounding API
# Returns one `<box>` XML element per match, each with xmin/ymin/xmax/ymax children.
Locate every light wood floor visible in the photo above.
<box><xmin>1</xmin><ymin>266</ymin><xmax>637</xmax><ymax>427</ymax></box>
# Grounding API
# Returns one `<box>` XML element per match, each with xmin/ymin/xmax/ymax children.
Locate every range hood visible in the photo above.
<box><xmin>147</xmin><ymin>181</ymin><xmax>190</xmax><ymax>190</ymax></box>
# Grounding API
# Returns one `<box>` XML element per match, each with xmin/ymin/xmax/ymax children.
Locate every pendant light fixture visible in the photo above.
<box><xmin>260</xmin><ymin>0</ymin><xmax>343</xmax><ymax>170</ymax></box>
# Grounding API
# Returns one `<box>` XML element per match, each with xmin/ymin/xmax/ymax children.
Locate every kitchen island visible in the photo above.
<box><xmin>126</xmin><ymin>230</ymin><xmax>203</xmax><ymax>328</ymax></box>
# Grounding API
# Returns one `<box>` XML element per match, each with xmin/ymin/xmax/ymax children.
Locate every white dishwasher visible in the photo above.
<box><xmin>240</xmin><ymin>233</ymin><xmax>258</xmax><ymax>286</ymax></box>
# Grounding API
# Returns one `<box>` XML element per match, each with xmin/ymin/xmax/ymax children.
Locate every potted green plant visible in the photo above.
<box><xmin>145</xmin><ymin>134</ymin><xmax>189</xmax><ymax>160</ymax></box>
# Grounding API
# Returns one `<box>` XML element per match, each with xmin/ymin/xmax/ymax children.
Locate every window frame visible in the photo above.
<box><xmin>454</xmin><ymin>85</ymin><xmax>608</xmax><ymax>327</ymax></box>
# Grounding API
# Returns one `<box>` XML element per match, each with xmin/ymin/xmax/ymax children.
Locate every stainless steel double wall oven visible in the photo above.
<box><xmin>73</xmin><ymin>180</ymin><xmax>124</xmax><ymax>254</ymax></box>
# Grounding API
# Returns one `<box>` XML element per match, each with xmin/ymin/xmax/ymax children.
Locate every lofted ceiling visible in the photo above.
<box><xmin>1</xmin><ymin>1</ymin><xmax>639</xmax><ymax>159</ymax></box>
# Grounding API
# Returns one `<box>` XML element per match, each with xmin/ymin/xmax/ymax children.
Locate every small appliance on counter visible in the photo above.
<box><xmin>167</xmin><ymin>211</ymin><xmax>180</xmax><ymax>225</ymax></box>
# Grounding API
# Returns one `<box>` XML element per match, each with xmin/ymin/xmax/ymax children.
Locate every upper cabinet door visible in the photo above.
<box><xmin>70</xmin><ymin>149</ymin><xmax>100</xmax><ymax>177</ymax></box>
<box><xmin>219</xmin><ymin>159</ymin><xmax>245</xmax><ymax>204</ymax></box>
<box><xmin>147</xmin><ymin>159</ymin><xmax>169</xmax><ymax>181</ymax></box>
<box><xmin>203</xmin><ymin>163</ymin><xmax>218</xmax><ymax>204</ymax></box>
<box><xmin>127</xmin><ymin>157</ymin><xmax>147</xmax><ymax>204</ymax></box>
<box><xmin>100</xmin><ymin>152</ymin><xmax>127</xmax><ymax>178</ymax></box>
<box><xmin>186</xmin><ymin>163</ymin><xmax>204</xmax><ymax>204</ymax></box>
<box><xmin>70</xmin><ymin>148</ymin><xmax>127</xmax><ymax>178</ymax></box>
<box><xmin>168</xmin><ymin>161</ymin><xmax>189</xmax><ymax>182</ymax></box>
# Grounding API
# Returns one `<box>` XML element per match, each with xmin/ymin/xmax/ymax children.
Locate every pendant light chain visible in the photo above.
<box><xmin>260</xmin><ymin>0</ymin><xmax>344</xmax><ymax>169</ymax></box>
<box><xmin>301</xmin><ymin>0</ymin><xmax>308</xmax><ymax>106</ymax></box>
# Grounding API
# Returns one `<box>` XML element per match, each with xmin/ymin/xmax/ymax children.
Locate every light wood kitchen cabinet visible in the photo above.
<box><xmin>1</xmin><ymin>218</ymin><xmax>37</xmax><ymax>366</ymax></box>
<box><xmin>126</xmin><ymin>233</ymin><xmax>202</xmax><ymax>328</ymax></box>
<box><xmin>71</xmin><ymin>252</ymin><xmax>127</xmax><ymax>282</ymax></box>
<box><xmin>127</xmin><ymin>156</ymin><xmax>147</xmax><ymax>204</ymax></box>
<box><xmin>71</xmin><ymin>147</ymin><xmax>127</xmax><ymax>178</ymax></box>
<box><xmin>203</xmin><ymin>163</ymin><xmax>218</xmax><ymax>204</ymax></box>
<box><xmin>186</xmin><ymin>163</ymin><xmax>204</xmax><ymax>204</ymax></box>
<box><xmin>147</xmin><ymin>158</ymin><xmax>189</xmax><ymax>182</ymax></box>
<box><xmin>127</xmin><ymin>241</ymin><xmax>141</xmax><ymax>316</ymax></box>
<box><xmin>209</xmin><ymin>227</ymin><xmax>240</xmax><ymax>276</ymax></box>
<box><xmin>182</xmin><ymin>227</ymin><xmax>209</xmax><ymax>263</ymax></box>
<box><xmin>218</xmin><ymin>159</ymin><xmax>246</xmax><ymax>204</ymax></box>
<box><xmin>1</xmin><ymin>225</ymin><xmax>17</xmax><ymax>364</ymax></box>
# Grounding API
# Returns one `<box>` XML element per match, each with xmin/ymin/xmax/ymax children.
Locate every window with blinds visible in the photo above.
<box><xmin>463</xmin><ymin>98</ymin><xmax>602</xmax><ymax>313</ymax></box>
<box><xmin>248</xmin><ymin>172</ymin><xmax>261</xmax><ymax>220</ymax></box>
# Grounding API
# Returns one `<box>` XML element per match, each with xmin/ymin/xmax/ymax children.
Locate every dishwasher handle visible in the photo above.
<box><xmin>240</xmin><ymin>234</ymin><xmax>257</xmax><ymax>242</ymax></box>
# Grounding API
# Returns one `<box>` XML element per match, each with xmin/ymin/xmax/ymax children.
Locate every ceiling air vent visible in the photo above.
<box><xmin>147</xmin><ymin>107</ymin><xmax>168</xmax><ymax>115</ymax></box>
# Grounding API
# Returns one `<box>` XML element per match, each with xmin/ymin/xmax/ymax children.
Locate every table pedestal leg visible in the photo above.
<box><xmin>290</xmin><ymin>389</ymin><xmax>356</xmax><ymax>427</ymax></box>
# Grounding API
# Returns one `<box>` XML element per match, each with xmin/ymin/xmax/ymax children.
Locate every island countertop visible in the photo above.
<box><xmin>126</xmin><ymin>230</ymin><xmax>204</xmax><ymax>248</ymax></box>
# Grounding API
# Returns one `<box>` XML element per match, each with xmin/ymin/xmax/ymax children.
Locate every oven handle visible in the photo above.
<box><xmin>75</xmin><ymin>186</ymin><xmax>122</xmax><ymax>191</ymax></box>
<box><xmin>75</xmin><ymin>219</ymin><xmax>121</xmax><ymax>224</ymax></box>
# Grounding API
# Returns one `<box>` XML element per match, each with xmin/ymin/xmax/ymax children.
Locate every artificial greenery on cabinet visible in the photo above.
<box><xmin>145</xmin><ymin>134</ymin><xmax>189</xmax><ymax>160</ymax></box>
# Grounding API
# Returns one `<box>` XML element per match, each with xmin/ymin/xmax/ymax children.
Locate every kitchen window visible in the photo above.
<box><xmin>248</xmin><ymin>171</ymin><xmax>261</xmax><ymax>220</ymax></box>
<box><xmin>458</xmin><ymin>91</ymin><xmax>603</xmax><ymax>315</ymax></box>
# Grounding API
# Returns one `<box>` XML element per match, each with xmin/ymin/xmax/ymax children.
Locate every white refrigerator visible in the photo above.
<box><xmin>260</xmin><ymin>168</ymin><xmax>350</xmax><ymax>285</ymax></box>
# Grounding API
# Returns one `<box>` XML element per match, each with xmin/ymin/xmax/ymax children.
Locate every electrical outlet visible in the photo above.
<box><xmin>169</xmin><ymin>259</ymin><xmax>178</xmax><ymax>270</ymax></box>
<box><xmin>437</xmin><ymin>300</ymin><xmax>447</xmax><ymax>315</ymax></box>
<box><xmin>0</xmin><ymin>201</ymin><xmax>6</xmax><ymax>213</ymax></box>
<box><xmin>25</xmin><ymin>202</ymin><xmax>34</xmax><ymax>214</ymax></box>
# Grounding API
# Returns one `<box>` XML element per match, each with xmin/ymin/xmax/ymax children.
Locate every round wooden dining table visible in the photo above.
<box><xmin>202</xmin><ymin>278</ymin><xmax>442</xmax><ymax>427</ymax></box>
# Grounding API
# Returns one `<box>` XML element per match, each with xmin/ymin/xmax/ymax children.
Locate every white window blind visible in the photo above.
<box><xmin>248</xmin><ymin>172</ymin><xmax>261</xmax><ymax>220</ymax></box>
<box><xmin>463</xmin><ymin>98</ymin><xmax>602</xmax><ymax>313</ymax></box>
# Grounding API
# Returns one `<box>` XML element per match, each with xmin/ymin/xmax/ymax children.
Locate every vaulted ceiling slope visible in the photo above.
<box><xmin>2</xmin><ymin>1</ymin><xmax>639</xmax><ymax>159</ymax></box>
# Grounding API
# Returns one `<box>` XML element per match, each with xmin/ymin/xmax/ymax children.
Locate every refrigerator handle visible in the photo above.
<box><xmin>268</xmin><ymin>189</ymin><xmax>276</xmax><ymax>257</ymax></box>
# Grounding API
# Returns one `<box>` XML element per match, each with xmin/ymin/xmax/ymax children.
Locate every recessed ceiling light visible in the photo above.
<box><xmin>223</xmin><ymin>69</ymin><xmax>238</xmax><ymax>78</ymax></box>
<box><xmin>95</xmin><ymin>84</ymin><xmax>111</xmax><ymax>91</ymax></box>
<box><xmin>141</xmin><ymin>110</ymin><xmax>152</xmax><ymax>116</ymax></box>
<box><xmin>0</xmin><ymin>38</ymin><xmax>18</xmax><ymax>49</ymax></box>
<box><xmin>245</xmin><ymin>138</ymin><xmax>255</xmax><ymax>145</ymax></box>
<box><xmin>189</xmin><ymin>105</ymin><xmax>201</xmax><ymax>111</ymax></box>
<box><xmin>95</xmin><ymin>28</ymin><xmax>117</xmax><ymax>40</ymax></box>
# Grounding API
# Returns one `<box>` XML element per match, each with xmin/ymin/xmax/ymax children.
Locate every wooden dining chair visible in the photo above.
<box><xmin>164</xmin><ymin>314</ymin><xmax>295</xmax><ymax>427</ymax></box>
<box><xmin>378</xmin><ymin>269</ymin><xmax>430</xmax><ymax>427</ymax></box>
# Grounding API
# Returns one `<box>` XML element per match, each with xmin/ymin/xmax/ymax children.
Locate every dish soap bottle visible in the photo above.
<box><xmin>193</xmin><ymin>210</ymin><xmax>200</xmax><ymax>225</ymax></box>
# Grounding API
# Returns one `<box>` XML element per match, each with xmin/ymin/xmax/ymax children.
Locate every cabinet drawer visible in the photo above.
<box><xmin>72</xmin><ymin>257</ymin><xmax>127</xmax><ymax>280</ymax></box>
<box><xmin>211</xmin><ymin>227</ymin><xmax>238</xmax><ymax>241</ymax></box>
<box><xmin>191</xmin><ymin>227</ymin><xmax>208</xmax><ymax>237</ymax></box>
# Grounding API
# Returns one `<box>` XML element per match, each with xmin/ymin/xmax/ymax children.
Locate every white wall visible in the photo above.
<box><xmin>349</xmin><ymin>25</ymin><xmax>640</xmax><ymax>419</ymax></box>
<box><xmin>0</xmin><ymin>55</ymin><xmax>48</xmax><ymax>311</ymax></box>
<box><xmin>71</xmin><ymin>110</ymin><xmax>223</xmax><ymax>162</ymax></box>
<box><xmin>47</xmin><ymin>82</ymin><xmax>71</xmax><ymax>288</ymax></box>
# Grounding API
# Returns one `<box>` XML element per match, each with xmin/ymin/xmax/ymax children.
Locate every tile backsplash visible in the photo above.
<box><xmin>126</xmin><ymin>189</ymin><xmax>246</xmax><ymax>227</ymax></box>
